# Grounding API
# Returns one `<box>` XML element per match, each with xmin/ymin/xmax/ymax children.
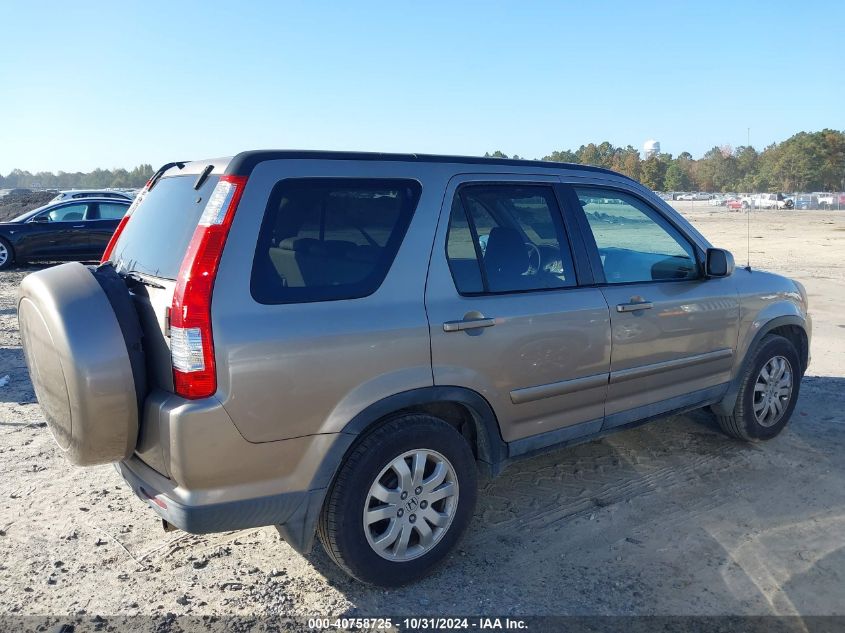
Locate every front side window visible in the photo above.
<box><xmin>446</xmin><ymin>184</ymin><xmax>577</xmax><ymax>294</ymax></box>
<box><xmin>574</xmin><ymin>187</ymin><xmax>698</xmax><ymax>284</ymax></box>
<box><xmin>251</xmin><ymin>178</ymin><xmax>421</xmax><ymax>304</ymax></box>
<box><xmin>45</xmin><ymin>203</ymin><xmax>91</xmax><ymax>222</ymax></box>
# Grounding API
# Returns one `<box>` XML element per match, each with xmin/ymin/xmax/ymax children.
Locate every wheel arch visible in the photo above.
<box><xmin>336</xmin><ymin>386</ymin><xmax>507</xmax><ymax>475</ymax></box>
<box><xmin>712</xmin><ymin>315</ymin><xmax>809</xmax><ymax>415</ymax></box>
<box><xmin>278</xmin><ymin>386</ymin><xmax>506</xmax><ymax>554</ymax></box>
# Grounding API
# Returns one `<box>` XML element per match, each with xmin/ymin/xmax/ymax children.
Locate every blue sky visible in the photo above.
<box><xmin>1</xmin><ymin>1</ymin><xmax>842</xmax><ymax>174</ymax></box>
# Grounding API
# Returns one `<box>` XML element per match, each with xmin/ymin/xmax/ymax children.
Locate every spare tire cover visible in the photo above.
<box><xmin>17</xmin><ymin>262</ymin><xmax>140</xmax><ymax>465</ymax></box>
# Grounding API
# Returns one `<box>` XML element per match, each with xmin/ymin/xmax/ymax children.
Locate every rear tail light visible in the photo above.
<box><xmin>170</xmin><ymin>175</ymin><xmax>246</xmax><ymax>399</ymax></box>
<box><xmin>101</xmin><ymin>179</ymin><xmax>151</xmax><ymax>263</ymax></box>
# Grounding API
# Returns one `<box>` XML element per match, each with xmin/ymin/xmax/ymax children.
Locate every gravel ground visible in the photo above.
<box><xmin>0</xmin><ymin>192</ymin><xmax>54</xmax><ymax>222</ymax></box>
<box><xmin>0</xmin><ymin>207</ymin><xmax>844</xmax><ymax>630</ymax></box>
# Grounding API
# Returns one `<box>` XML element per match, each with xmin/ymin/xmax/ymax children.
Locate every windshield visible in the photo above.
<box><xmin>10</xmin><ymin>205</ymin><xmax>49</xmax><ymax>222</ymax></box>
<box><xmin>110</xmin><ymin>174</ymin><xmax>220</xmax><ymax>279</ymax></box>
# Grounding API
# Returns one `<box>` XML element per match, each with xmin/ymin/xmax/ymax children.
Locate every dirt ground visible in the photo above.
<box><xmin>0</xmin><ymin>205</ymin><xmax>843</xmax><ymax>625</ymax></box>
<box><xmin>0</xmin><ymin>191</ymin><xmax>55</xmax><ymax>222</ymax></box>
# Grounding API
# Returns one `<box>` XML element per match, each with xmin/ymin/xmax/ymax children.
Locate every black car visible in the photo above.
<box><xmin>0</xmin><ymin>198</ymin><xmax>130</xmax><ymax>270</ymax></box>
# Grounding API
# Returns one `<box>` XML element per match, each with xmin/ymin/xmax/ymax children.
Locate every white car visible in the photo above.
<box><xmin>815</xmin><ymin>193</ymin><xmax>835</xmax><ymax>208</ymax></box>
<box><xmin>741</xmin><ymin>193</ymin><xmax>792</xmax><ymax>209</ymax></box>
<box><xmin>49</xmin><ymin>189</ymin><xmax>133</xmax><ymax>204</ymax></box>
<box><xmin>678</xmin><ymin>192</ymin><xmax>713</xmax><ymax>201</ymax></box>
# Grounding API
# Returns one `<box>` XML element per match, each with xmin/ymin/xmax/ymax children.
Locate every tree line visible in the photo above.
<box><xmin>0</xmin><ymin>164</ymin><xmax>154</xmax><ymax>190</ymax></box>
<box><xmin>487</xmin><ymin>128</ymin><xmax>845</xmax><ymax>193</ymax></box>
<box><xmin>2</xmin><ymin>128</ymin><xmax>843</xmax><ymax>193</ymax></box>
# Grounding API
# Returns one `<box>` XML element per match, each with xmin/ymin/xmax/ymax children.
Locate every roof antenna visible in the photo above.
<box><xmin>745</xmin><ymin>127</ymin><xmax>752</xmax><ymax>272</ymax></box>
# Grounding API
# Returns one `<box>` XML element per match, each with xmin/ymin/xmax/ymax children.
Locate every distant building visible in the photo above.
<box><xmin>643</xmin><ymin>140</ymin><xmax>660</xmax><ymax>159</ymax></box>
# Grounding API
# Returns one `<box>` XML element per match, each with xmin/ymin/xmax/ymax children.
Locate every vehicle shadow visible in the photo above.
<box><xmin>302</xmin><ymin>375</ymin><xmax>845</xmax><ymax>616</ymax></box>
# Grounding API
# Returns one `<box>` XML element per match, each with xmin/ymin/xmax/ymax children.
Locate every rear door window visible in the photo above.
<box><xmin>110</xmin><ymin>175</ymin><xmax>220</xmax><ymax>279</ymax></box>
<box><xmin>251</xmin><ymin>178</ymin><xmax>421</xmax><ymax>304</ymax></box>
<box><xmin>446</xmin><ymin>184</ymin><xmax>577</xmax><ymax>294</ymax></box>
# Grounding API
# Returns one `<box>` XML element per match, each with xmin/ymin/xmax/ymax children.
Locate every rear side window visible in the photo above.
<box><xmin>251</xmin><ymin>178</ymin><xmax>421</xmax><ymax>304</ymax></box>
<box><xmin>96</xmin><ymin>202</ymin><xmax>129</xmax><ymax>219</ymax></box>
<box><xmin>111</xmin><ymin>175</ymin><xmax>220</xmax><ymax>279</ymax></box>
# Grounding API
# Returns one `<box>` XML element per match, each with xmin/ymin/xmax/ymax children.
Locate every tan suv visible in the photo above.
<box><xmin>17</xmin><ymin>151</ymin><xmax>811</xmax><ymax>585</ymax></box>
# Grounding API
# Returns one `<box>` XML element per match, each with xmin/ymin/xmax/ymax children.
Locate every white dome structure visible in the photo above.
<box><xmin>643</xmin><ymin>139</ymin><xmax>660</xmax><ymax>158</ymax></box>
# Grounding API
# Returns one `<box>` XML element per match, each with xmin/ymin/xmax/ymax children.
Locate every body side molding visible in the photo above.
<box><xmin>610</xmin><ymin>348</ymin><xmax>733</xmax><ymax>384</ymax></box>
<box><xmin>510</xmin><ymin>373</ymin><xmax>609</xmax><ymax>405</ymax></box>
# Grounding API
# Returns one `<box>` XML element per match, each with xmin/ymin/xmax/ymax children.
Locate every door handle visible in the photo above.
<box><xmin>72</xmin><ymin>225</ymin><xmax>85</xmax><ymax>228</ymax></box>
<box><xmin>616</xmin><ymin>301</ymin><xmax>654</xmax><ymax>312</ymax></box>
<box><xmin>443</xmin><ymin>317</ymin><xmax>496</xmax><ymax>332</ymax></box>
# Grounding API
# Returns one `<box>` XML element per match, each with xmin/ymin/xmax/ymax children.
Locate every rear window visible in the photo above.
<box><xmin>111</xmin><ymin>175</ymin><xmax>219</xmax><ymax>279</ymax></box>
<box><xmin>251</xmin><ymin>178</ymin><xmax>421</xmax><ymax>304</ymax></box>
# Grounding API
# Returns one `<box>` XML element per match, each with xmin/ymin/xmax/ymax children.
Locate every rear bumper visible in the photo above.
<box><xmin>123</xmin><ymin>389</ymin><xmax>359</xmax><ymax>551</ymax></box>
<box><xmin>118</xmin><ymin>389</ymin><xmax>364</xmax><ymax>550</ymax></box>
<box><xmin>116</xmin><ymin>457</ymin><xmax>311</xmax><ymax>535</ymax></box>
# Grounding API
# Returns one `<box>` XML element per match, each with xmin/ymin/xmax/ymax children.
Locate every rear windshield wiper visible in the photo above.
<box><xmin>193</xmin><ymin>164</ymin><xmax>214</xmax><ymax>190</ymax></box>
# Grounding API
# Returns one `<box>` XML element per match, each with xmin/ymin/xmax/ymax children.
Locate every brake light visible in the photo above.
<box><xmin>170</xmin><ymin>175</ymin><xmax>246</xmax><ymax>399</ymax></box>
<box><xmin>100</xmin><ymin>179</ymin><xmax>151</xmax><ymax>263</ymax></box>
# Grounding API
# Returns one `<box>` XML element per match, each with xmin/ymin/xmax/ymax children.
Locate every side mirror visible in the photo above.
<box><xmin>30</xmin><ymin>215</ymin><xmax>49</xmax><ymax>224</ymax></box>
<box><xmin>705</xmin><ymin>248</ymin><xmax>734</xmax><ymax>278</ymax></box>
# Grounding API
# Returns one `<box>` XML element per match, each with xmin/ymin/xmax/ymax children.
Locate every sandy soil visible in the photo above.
<box><xmin>0</xmin><ymin>206</ymin><xmax>844</xmax><ymax>626</ymax></box>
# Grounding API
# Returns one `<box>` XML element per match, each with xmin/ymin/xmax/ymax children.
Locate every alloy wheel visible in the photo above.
<box><xmin>363</xmin><ymin>449</ymin><xmax>459</xmax><ymax>561</ymax></box>
<box><xmin>753</xmin><ymin>355</ymin><xmax>793</xmax><ymax>427</ymax></box>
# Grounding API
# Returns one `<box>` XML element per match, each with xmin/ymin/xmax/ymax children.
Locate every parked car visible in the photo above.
<box><xmin>814</xmin><ymin>192</ymin><xmax>834</xmax><ymax>209</ymax></box>
<box><xmin>0</xmin><ymin>197</ymin><xmax>129</xmax><ymax>270</ymax></box>
<box><xmin>677</xmin><ymin>192</ymin><xmax>712</xmax><ymax>201</ymax></box>
<box><xmin>725</xmin><ymin>198</ymin><xmax>743</xmax><ymax>210</ymax></box>
<box><xmin>49</xmin><ymin>189</ymin><xmax>133</xmax><ymax>204</ymax></box>
<box><xmin>816</xmin><ymin>192</ymin><xmax>845</xmax><ymax>210</ymax></box>
<box><xmin>795</xmin><ymin>194</ymin><xmax>818</xmax><ymax>210</ymax></box>
<box><xmin>708</xmin><ymin>195</ymin><xmax>726</xmax><ymax>206</ymax></box>
<box><xmin>17</xmin><ymin>151</ymin><xmax>811</xmax><ymax>586</ymax></box>
<box><xmin>741</xmin><ymin>193</ymin><xmax>793</xmax><ymax>209</ymax></box>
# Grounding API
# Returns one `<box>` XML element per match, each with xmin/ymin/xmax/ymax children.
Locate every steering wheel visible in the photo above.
<box><xmin>525</xmin><ymin>242</ymin><xmax>542</xmax><ymax>274</ymax></box>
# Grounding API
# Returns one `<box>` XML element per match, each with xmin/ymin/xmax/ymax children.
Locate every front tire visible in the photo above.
<box><xmin>717</xmin><ymin>334</ymin><xmax>801</xmax><ymax>441</ymax></box>
<box><xmin>0</xmin><ymin>238</ymin><xmax>13</xmax><ymax>271</ymax></box>
<box><xmin>317</xmin><ymin>413</ymin><xmax>477</xmax><ymax>586</ymax></box>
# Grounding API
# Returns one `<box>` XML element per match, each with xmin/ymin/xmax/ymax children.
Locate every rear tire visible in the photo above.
<box><xmin>717</xmin><ymin>334</ymin><xmax>801</xmax><ymax>441</ymax></box>
<box><xmin>317</xmin><ymin>413</ymin><xmax>477</xmax><ymax>586</ymax></box>
<box><xmin>0</xmin><ymin>238</ymin><xmax>13</xmax><ymax>270</ymax></box>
